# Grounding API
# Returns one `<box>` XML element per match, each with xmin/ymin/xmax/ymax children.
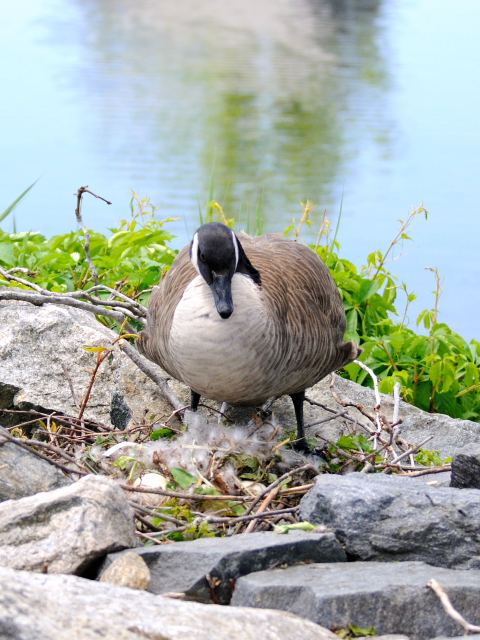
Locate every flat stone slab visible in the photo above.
<box><xmin>231</xmin><ymin>561</ymin><xmax>480</xmax><ymax>640</ymax></box>
<box><xmin>99</xmin><ymin>530</ymin><xmax>346</xmax><ymax>604</ymax></box>
<box><xmin>299</xmin><ymin>472</ymin><xmax>480</xmax><ymax>568</ymax></box>
<box><xmin>0</xmin><ymin>564</ymin><xmax>338</xmax><ymax>640</ymax></box>
<box><xmin>0</xmin><ymin>438</ymin><xmax>71</xmax><ymax>502</ymax></box>
<box><xmin>0</xmin><ymin>474</ymin><xmax>137</xmax><ymax>574</ymax></box>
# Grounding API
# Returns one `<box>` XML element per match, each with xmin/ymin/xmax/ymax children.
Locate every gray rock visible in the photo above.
<box><xmin>231</xmin><ymin>561</ymin><xmax>480</xmax><ymax>640</ymax></box>
<box><xmin>0</xmin><ymin>438</ymin><xmax>71</xmax><ymax>502</ymax></box>
<box><xmin>299</xmin><ymin>472</ymin><xmax>480</xmax><ymax>568</ymax></box>
<box><xmin>0</xmin><ymin>564</ymin><xmax>338</xmax><ymax>640</ymax></box>
<box><xmin>99</xmin><ymin>530</ymin><xmax>346</xmax><ymax>604</ymax></box>
<box><xmin>450</xmin><ymin>443</ymin><xmax>480</xmax><ymax>488</ymax></box>
<box><xmin>0</xmin><ymin>474</ymin><xmax>136</xmax><ymax>574</ymax></box>
<box><xmin>0</xmin><ymin>300</ymin><xmax>189</xmax><ymax>428</ymax></box>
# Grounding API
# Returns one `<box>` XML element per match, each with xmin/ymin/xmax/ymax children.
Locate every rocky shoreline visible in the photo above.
<box><xmin>1</xmin><ymin>300</ymin><xmax>480</xmax><ymax>639</ymax></box>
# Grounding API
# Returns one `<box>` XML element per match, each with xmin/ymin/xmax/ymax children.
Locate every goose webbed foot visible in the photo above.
<box><xmin>190</xmin><ymin>390</ymin><xmax>200</xmax><ymax>412</ymax></box>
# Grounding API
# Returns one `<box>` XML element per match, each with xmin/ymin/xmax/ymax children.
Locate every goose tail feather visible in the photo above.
<box><xmin>333</xmin><ymin>340</ymin><xmax>363</xmax><ymax>372</ymax></box>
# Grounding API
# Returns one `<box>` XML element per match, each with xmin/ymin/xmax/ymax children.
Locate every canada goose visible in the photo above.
<box><xmin>139</xmin><ymin>222</ymin><xmax>361</xmax><ymax>451</ymax></box>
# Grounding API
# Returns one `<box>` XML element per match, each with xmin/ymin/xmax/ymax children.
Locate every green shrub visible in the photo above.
<box><xmin>1</xmin><ymin>192</ymin><xmax>479</xmax><ymax>422</ymax></box>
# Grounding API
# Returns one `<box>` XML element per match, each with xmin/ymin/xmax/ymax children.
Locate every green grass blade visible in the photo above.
<box><xmin>197</xmin><ymin>198</ymin><xmax>204</xmax><ymax>226</ymax></box>
<box><xmin>331</xmin><ymin>188</ymin><xmax>344</xmax><ymax>251</ymax></box>
<box><xmin>208</xmin><ymin>150</ymin><xmax>216</xmax><ymax>202</ymax></box>
<box><xmin>0</xmin><ymin>178</ymin><xmax>40</xmax><ymax>223</ymax></box>
<box><xmin>206</xmin><ymin>150</ymin><xmax>216</xmax><ymax>222</ymax></box>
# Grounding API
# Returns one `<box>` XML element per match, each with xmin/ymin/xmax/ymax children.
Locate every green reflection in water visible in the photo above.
<box><xmin>59</xmin><ymin>0</ymin><xmax>392</xmax><ymax>234</ymax></box>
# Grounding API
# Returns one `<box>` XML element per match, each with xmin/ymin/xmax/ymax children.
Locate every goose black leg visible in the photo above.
<box><xmin>290</xmin><ymin>390</ymin><xmax>310</xmax><ymax>452</ymax></box>
<box><xmin>190</xmin><ymin>390</ymin><xmax>201</xmax><ymax>412</ymax></box>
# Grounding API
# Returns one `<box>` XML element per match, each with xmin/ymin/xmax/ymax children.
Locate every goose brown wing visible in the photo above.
<box><xmin>138</xmin><ymin>245</ymin><xmax>196</xmax><ymax>377</ymax></box>
<box><xmin>242</xmin><ymin>235</ymin><xmax>360</xmax><ymax>387</ymax></box>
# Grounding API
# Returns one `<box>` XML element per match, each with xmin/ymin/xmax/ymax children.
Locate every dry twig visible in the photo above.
<box><xmin>74</xmin><ymin>186</ymin><xmax>111</xmax><ymax>287</ymax></box>
<box><xmin>428</xmin><ymin>578</ymin><xmax>480</xmax><ymax>634</ymax></box>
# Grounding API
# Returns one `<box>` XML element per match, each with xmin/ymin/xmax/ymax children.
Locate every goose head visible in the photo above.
<box><xmin>190</xmin><ymin>222</ymin><xmax>261</xmax><ymax>320</ymax></box>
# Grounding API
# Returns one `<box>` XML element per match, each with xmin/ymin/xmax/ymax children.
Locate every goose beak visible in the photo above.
<box><xmin>211</xmin><ymin>273</ymin><xmax>234</xmax><ymax>319</ymax></box>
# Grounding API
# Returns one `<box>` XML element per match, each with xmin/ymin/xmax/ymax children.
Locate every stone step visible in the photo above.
<box><xmin>98</xmin><ymin>529</ymin><xmax>346</xmax><ymax>604</ymax></box>
<box><xmin>231</xmin><ymin>560</ymin><xmax>480</xmax><ymax>640</ymax></box>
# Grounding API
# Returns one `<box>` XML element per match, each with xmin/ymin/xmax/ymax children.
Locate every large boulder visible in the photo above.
<box><xmin>1</xmin><ymin>300</ymin><xmax>479</xmax><ymax>458</ymax></box>
<box><xmin>99</xmin><ymin>530</ymin><xmax>346</xmax><ymax>603</ymax></box>
<box><xmin>231</xmin><ymin>560</ymin><xmax>480</xmax><ymax>640</ymax></box>
<box><xmin>0</xmin><ymin>300</ymin><xmax>188</xmax><ymax>427</ymax></box>
<box><xmin>0</xmin><ymin>564</ymin><xmax>338</xmax><ymax>640</ymax></box>
<box><xmin>0</xmin><ymin>474</ymin><xmax>136</xmax><ymax>574</ymax></box>
<box><xmin>299</xmin><ymin>473</ymin><xmax>480</xmax><ymax>568</ymax></box>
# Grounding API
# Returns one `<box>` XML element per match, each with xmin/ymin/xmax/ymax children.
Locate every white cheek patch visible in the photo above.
<box><xmin>191</xmin><ymin>232</ymin><xmax>201</xmax><ymax>275</ymax></box>
<box><xmin>231</xmin><ymin>230</ymin><xmax>239</xmax><ymax>269</ymax></box>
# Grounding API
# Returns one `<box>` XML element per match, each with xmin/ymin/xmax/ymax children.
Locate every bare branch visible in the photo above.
<box><xmin>120</xmin><ymin>340</ymin><xmax>185</xmax><ymax>413</ymax></box>
<box><xmin>0</xmin><ymin>266</ymin><xmax>50</xmax><ymax>293</ymax></box>
<box><xmin>75</xmin><ymin>186</ymin><xmax>110</xmax><ymax>287</ymax></box>
<box><xmin>352</xmin><ymin>361</ymin><xmax>383</xmax><ymax>435</ymax></box>
<box><xmin>244</xmin><ymin>485</ymin><xmax>280</xmax><ymax>533</ymax></box>
<box><xmin>305</xmin><ymin>395</ymin><xmax>375</xmax><ymax>435</ymax></box>
<box><xmin>393</xmin><ymin>382</ymin><xmax>401</xmax><ymax>424</ymax></box>
<box><xmin>428</xmin><ymin>578</ymin><xmax>480</xmax><ymax>634</ymax></box>
<box><xmin>0</xmin><ymin>288</ymin><xmax>128</xmax><ymax>323</ymax></box>
<box><xmin>388</xmin><ymin>434</ymin><xmax>434</xmax><ymax>466</ymax></box>
<box><xmin>233</xmin><ymin>464</ymin><xmax>319</xmax><ymax>534</ymax></box>
<box><xmin>0</xmin><ymin>427</ymin><xmax>88</xmax><ymax>476</ymax></box>
<box><xmin>120</xmin><ymin>483</ymin><xmax>249</xmax><ymax>502</ymax></box>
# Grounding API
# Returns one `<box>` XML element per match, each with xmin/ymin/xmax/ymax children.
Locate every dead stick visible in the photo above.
<box><xmin>127</xmin><ymin>501</ymin><xmax>185</xmax><ymax>527</ymax></box>
<box><xmin>121</xmin><ymin>483</ymin><xmax>249</xmax><ymax>502</ymax></box>
<box><xmin>428</xmin><ymin>578</ymin><xmax>480</xmax><ymax>633</ymax></box>
<box><xmin>305</xmin><ymin>396</ymin><xmax>375</xmax><ymax>435</ymax></box>
<box><xmin>234</xmin><ymin>463</ymin><xmax>319</xmax><ymax>534</ymax></box>
<box><xmin>78</xmin><ymin>350</ymin><xmax>108</xmax><ymax>421</ymax></box>
<box><xmin>388</xmin><ymin>434</ymin><xmax>434</xmax><ymax>466</ymax></box>
<box><xmin>135</xmin><ymin>531</ymin><xmax>163</xmax><ymax>545</ymax></box>
<box><xmin>0</xmin><ymin>429</ymin><xmax>88</xmax><ymax>475</ymax></box>
<box><xmin>74</xmin><ymin>186</ymin><xmax>111</xmax><ymax>287</ymax></box>
<box><xmin>244</xmin><ymin>486</ymin><xmax>280</xmax><ymax>533</ymax></box>
<box><xmin>120</xmin><ymin>341</ymin><xmax>185</xmax><ymax>413</ymax></box>
<box><xmin>398</xmin><ymin>465</ymin><xmax>452</xmax><ymax>477</ymax></box>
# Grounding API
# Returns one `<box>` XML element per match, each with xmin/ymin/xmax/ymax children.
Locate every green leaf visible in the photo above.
<box><xmin>150</xmin><ymin>428</ymin><xmax>176</xmax><ymax>440</ymax></box>
<box><xmin>170</xmin><ymin>467</ymin><xmax>198</xmax><ymax>489</ymax></box>
<box><xmin>430</xmin><ymin>360</ymin><xmax>443</xmax><ymax>386</ymax></box>
<box><xmin>0</xmin><ymin>241</ymin><xmax>14</xmax><ymax>266</ymax></box>
<box><xmin>357</xmin><ymin>278</ymin><xmax>381</xmax><ymax>303</ymax></box>
<box><xmin>113</xmin><ymin>455</ymin><xmax>136</xmax><ymax>470</ymax></box>
<box><xmin>348</xmin><ymin>625</ymin><xmax>377</xmax><ymax>637</ymax></box>
<box><xmin>415</xmin><ymin>448</ymin><xmax>443</xmax><ymax>467</ymax></box>
<box><xmin>442</xmin><ymin>360</ymin><xmax>456</xmax><ymax>392</ymax></box>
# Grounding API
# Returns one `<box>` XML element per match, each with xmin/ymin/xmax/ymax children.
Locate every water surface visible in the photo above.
<box><xmin>0</xmin><ymin>0</ymin><xmax>479</xmax><ymax>338</ymax></box>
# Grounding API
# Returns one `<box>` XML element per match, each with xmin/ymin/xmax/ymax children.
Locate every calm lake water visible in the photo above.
<box><xmin>1</xmin><ymin>0</ymin><xmax>479</xmax><ymax>339</ymax></box>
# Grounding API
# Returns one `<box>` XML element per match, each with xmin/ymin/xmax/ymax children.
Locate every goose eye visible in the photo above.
<box><xmin>199</xmin><ymin>253</ymin><xmax>206</xmax><ymax>263</ymax></box>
